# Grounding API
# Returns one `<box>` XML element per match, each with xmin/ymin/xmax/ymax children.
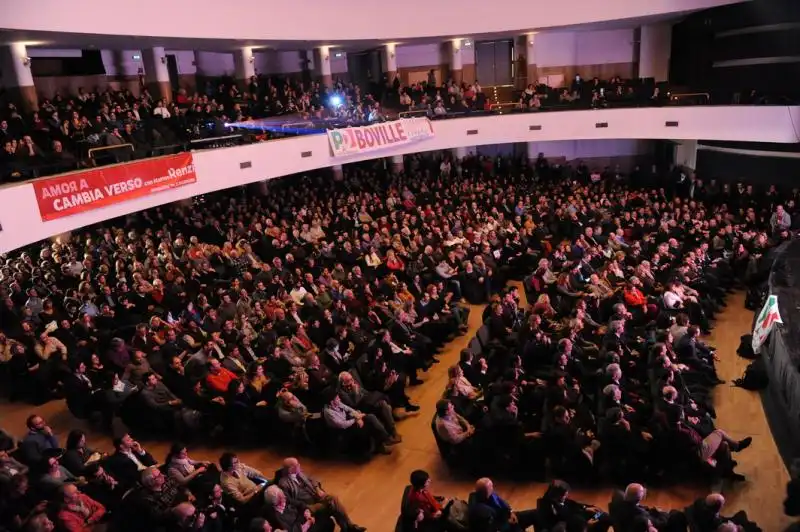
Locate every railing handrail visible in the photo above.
<box><xmin>87</xmin><ymin>143</ymin><xmax>134</xmax><ymax>159</ymax></box>
<box><xmin>489</xmin><ymin>102</ymin><xmax>522</xmax><ymax>111</ymax></box>
<box><xmin>399</xmin><ymin>109</ymin><xmax>430</xmax><ymax>119</ymax></box>
<box><xmin>280</xmin><ymin>122</ymin><xmax>315</xmax><ymax>130</ymax></box>
<box><xmin>188</xmin><ymin>134</ymin><xmax>243</xmax><ymax>146</ymax></box>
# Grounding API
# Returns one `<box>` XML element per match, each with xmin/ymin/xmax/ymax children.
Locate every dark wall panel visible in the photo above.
<box><xmin>696</xmin><ymin>148</ymin><xmax>800</xmax><ymax>186</ymax></box>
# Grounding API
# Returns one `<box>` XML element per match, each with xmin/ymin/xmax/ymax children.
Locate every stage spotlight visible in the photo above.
<box><xmin>329</xmin><ymin>95</ymin><xmax>342</xmax><ymax>107</ymax></box>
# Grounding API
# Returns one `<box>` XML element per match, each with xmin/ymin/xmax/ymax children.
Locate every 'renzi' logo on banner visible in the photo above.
<box><xmin>32</xmin><ymin>153</ymin><xmax>197</xmax><ymax>221</ymax></box>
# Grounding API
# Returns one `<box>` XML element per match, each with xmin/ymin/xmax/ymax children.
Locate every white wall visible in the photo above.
<box><xmin>534</xmin><ymin>29</ymin><xmax>635</xmax><ymax>67</ymax></box>
<box><xmin>195</xmin><ymin>51</ymin><xmax>235</xmax><ymax>76</ymax></box>
<box><xmin>27</xmin><ymin>48</ymin><xmax>82</xmax><ymax>58</ymax></box>
<box><xmin>1</xmin><ymin>105</ymin><xmax>798</xmax><ymax>253</ymax></box>
<box><xmin>675</xmin><ymin>140</ymin><xmax>698</xmax><ymax>169</ymax></box>
<box><xmin>256</xmin><ymin>50</ymin><xmax>306</xmax><ymax>74</ymax></box>
<box><xmin>639</xmin><ymin>23</ymin><xmax>672</xmax><ymax>82</ymax></box>
<box><xmin>101</xmin><ymin>49</ymin><xmax>143</xmax><ymax>77</ymax></box>
<box><xmin>165</xmin><ymin>50</ymin><xmax>197</xmax><ymax>75</ymax></box>
<box><xmin>395</xmin><ymin>43</ymin><xmax>442</xmax><ymax>68</ymax></box>
<box><xmin>528</xmin><ymin>139</ymin><xmax>647</xmax><ymax>160</ymax></box>
<box><xmin>330</xmin><ymin>53</ymin><xmax>348</xmax><ymax>75</ymax></box>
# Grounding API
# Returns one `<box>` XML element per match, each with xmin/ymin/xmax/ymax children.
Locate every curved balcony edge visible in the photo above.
<box><xmin>1</xmin><ymin>105</ymin><xmax>798</xmax><ymax>254</ymax></box>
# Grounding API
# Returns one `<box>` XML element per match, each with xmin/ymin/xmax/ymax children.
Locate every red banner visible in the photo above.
<box><xmin>33</xmin><ymin>153</ymin><xmax>197</xmax><ymax>221</ymax></box>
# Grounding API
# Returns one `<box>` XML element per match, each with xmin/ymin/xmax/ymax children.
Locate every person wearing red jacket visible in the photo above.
<box><xmin>205</xmin><ymin>358</ymin><xmax>238</xmax><ymax>394</ymax></box>
<box><xmin>623</xmin><ymin>277</ymin><xmax>657</xmax><ymax>321</ymax></box>
<box><xmin>57</xmin><ymin>484</ymin><xmax>106</xmax><ymax>532</ymax></box>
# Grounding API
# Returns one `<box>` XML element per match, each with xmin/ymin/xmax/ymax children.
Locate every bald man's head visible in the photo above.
<box><xmin>171</xmin><ymin>502</ymin><xmax>196</xmax><ymax>524</ymax></box>
<box><xmin>60</xmin><ymin>483</ymin><xmax>78</xmax><ymax>501</ymax></box>
<box><xmin>624</xmin><ymin>483</ymin><xmax>646</xmax><ymax>502</ymax></box>
<box><xmin>705</xmin><ymin>493</ymin><xmax>725</xmax><ymax>512</ymax></box>
<box><xmin>476</xmin><ymin>477</ymin><xmax>494</xmax><ymax>496</ymax></box>
<box><xmin>283</xmin><ymin>457</ymin><xmax>300</xmax><ymax>474</ymax></box>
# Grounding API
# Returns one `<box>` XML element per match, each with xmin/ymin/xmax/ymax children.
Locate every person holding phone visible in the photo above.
<box><xmin>536</xmin><ymin>480</ymin><xmax>609</xmax><ymax>531</ymax></box>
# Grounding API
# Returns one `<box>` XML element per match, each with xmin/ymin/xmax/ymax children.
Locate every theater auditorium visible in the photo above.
<box><xmin>1</xmin><ymin>0</ymin><xmax>800</xmax><ymax>531</ymax></box>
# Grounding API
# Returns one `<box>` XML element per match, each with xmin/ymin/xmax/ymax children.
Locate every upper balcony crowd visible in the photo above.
<box><xmin>0</xmin><ymin>70</ymin><xmax>713</xmax><ymax>185</ymax></box>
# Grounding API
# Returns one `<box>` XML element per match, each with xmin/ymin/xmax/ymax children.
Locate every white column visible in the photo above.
<box><xmin>525</xmin><ymin>34</ymin><xmax>538</xmax><ymax>87</ymax></box>
<box><xmin>383</xmin><ymin>43</ymin><xmax>398</xmax><ymax>81</ymax></box>
<box><xmin>527</xmin><ymin>142</ymin><xmax>540</xmax><ymax>161</ymax></box>
<box><xmin>639</xmin><ymin>24</ymin><xmax>672</xmax><ymax>82</ymax></box>
<box><xmin>450</xmin><ymin>40</ymin><xmax>463</xmax><ymax>83</ymax></box>
<box><xmin>234</xmin><ymin>47</ymin><xmax>256</xmax><ymax>82</ymax></box>
<box><xmin>390</xmin><ymin>154</ymin><xmax>404</xmax><ymax>173</ymax></box>
<box><xmin>674</xmin><ymin>140</ymin><xmax>697</xmax><ymax>170</ymax></box>
<box><xmin>143</xmin><ymin>46</ymin><xmax>171</xmax><ymax>102</ymax></box>
<box><xmin>0</xmin><ymin>43</ymin><xmax>37</xmax><ymax>112</ymax></box>
<box><xmin>315</xmin><ymin>46</ymin><xmax>332</xmax><ymax>86</ymax></box>
<box><xmin>1</xmin><ymin>42</ymin><xmax>34</xmax><ymax>87</ymax></box>
<box><xmin>453</xmin><ymin>147</ymin><xmax>473</xmax><ymax>160</ymax></box>
<box><xmin>144</xmin><ymin>46</ymin><xmax>170</xmax><ymax>84</ymax></box>
<box><xmin>332</xmin><ymin>164</ymin><xmax>343</xmax><ymax>181</ymax></box>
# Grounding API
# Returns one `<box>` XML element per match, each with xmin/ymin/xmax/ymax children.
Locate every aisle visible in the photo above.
<box><xmin>0</xmin><ymin>291</ymin><xmax>791</xmax><ymax>531</ymax></box>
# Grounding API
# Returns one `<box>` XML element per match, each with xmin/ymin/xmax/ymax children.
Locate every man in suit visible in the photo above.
<box><xmin>264</xmin><ymin>484</ymin><xmax>332</xmax><ymax>532</ymax></box>
<box><xmin>689</xmin><ymin>493</ymin><xmax>760</xmax><ymax>532</ymax></box>
<box><xmin>277</xmin><ymin>457</ymin><xmax>365</xmax><ymax>532</ymax></box>
<box><xmin>105</xmin><ymin>433</ymin><xmax>158</xmax><ymax>488</ymax></box>
<box><xmin>608</xmin><ymin>483</ymin><xmax>685</xmax><ymax>532</ymax></box>
<box><xmin>468</xmin><ymin>477</ymin><xmax>538</xmax><ymax>532</ymax></box>
<box><xmin>19</xmin><ymin>414</ymin><xmax>60</xmax><ymax>466</ymax></box>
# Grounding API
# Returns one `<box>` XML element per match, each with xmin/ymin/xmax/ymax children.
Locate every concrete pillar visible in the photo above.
<box><xmin>383</xmin><ymin>43</ymin><xmax>398</xmax><ymax>86</ymax></box>
<box><xmin>248</xmin><ymin>180</ymin><xmax>269</xmax><ymax>196</ymax></box>
<box><xmin>0</xmin><ymin>43</ymin><xmax>38</xmax><ymax>112</ymax></box>
<box><xmin>390</xmin><ymin>155</ymin><xmax>404</xmax><ymax>174</ymax></box>
<box><xmin>674</xmin><ymin>140</ymin><xmax>697</xmax><ymax>170</ymax></box>
<box><xmin>49</xmin><ymin>231</ymin><xmax>72</xmax><ymax>245</ymax></box>
<box><xmin>143</xmin><ymin>46</ymin><xmax>172</xmax><ymax>103</ymax></box>
<box><xmin>450</xmin><ymin>40</ymin><xmax>463</xmax><ymax>84</ymax></box>
<box><xmin>639</xmin><ymin>24</ymin><xmax>672</xmax><ymax>82</ymax></box>
<box><xmin>315</xmin><ymin>46</ymin><xmax>333</xmax><ymax>88</ymax></box>
<box><xmin>453</xmin><ymin>147</ymin><xmax>473</xmax><ymax>160</ymax></box>
<box><xmin>332</xmin><ymin>164</ymin><xmax>343</xmax><ymax>181</ymax></box>
<box><xmin>525</xmin><ymin>34</ymin><xmax>538</xmax><ymax>88</ymax></box>
<box><xmin>234</xmin><ymin>46</ymin><xmax>256</xmax><ymax>87</ymax></box>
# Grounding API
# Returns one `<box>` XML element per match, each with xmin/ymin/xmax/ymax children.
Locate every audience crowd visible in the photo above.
<box><xmin>0</xmin><ymin>74</ymin><xmax>387</xmax><ymax>182</ymax></box>
<box><xmin>0</xmin><ymin>149</ymin><xmax>791</xmax><ymax>531</ymax></box>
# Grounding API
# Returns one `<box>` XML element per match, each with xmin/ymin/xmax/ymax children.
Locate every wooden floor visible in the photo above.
<box><xmin>0</xmin><ymin>289</ymin><xmax>792</xmax><ymax>531</ymax></box>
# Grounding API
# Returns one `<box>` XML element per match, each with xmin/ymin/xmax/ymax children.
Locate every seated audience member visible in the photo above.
<box><xmin>468</xmin><ymin>477</ymin><xmax>538</xmax><ymax>532</ymax></box>
<box><xmin>277</xmin><ymin>457</ymin><xmax>364</xmax><ymax>532</ymax></box>
<box><xmin>608</xmin><ymin>484</ymin><xmax>686</xmax><ymax>532</ymax></box>
<box><xmin>536</xmin><ymin>480</ymin><xmax>608</xmax><ymax>531</ymax></box>
<box><xmin>124</xmin><ymin>466</ymin><xmax>191</xmax><ymax>531</ymax></box>
<box><xmin>688</xmin><ymin>493</ymin><xmax>759</xmax><ymax>532</ymax></box>
<box><xmin>404</xmin><ymin>470</ymin><xmax>450</xmax><ymax>532</ymax></box>
<box><xmin>264</xmin><ymin>484</ymin><xmax>334</xmax><ymax>532</ymax></box>
<box><xmin>164</xmin><ymin>443</ymin><xmax>218</xmax><ymax>492</ymax></box>
<box><xmin>322</xmin><ymin>389</ymin><xmax>393</xmax><ymax>455</ymax></box>
<box><xmin>105</xmin><ymin>433</ymin><xmax>158</xmax><ymax>488</ymax></box>
<box><xmin>62</xmin><ymin>430</ymin><xmax>103</xmax><ymax>478</ymax></box>
<box><xmin>19</xmin><ymin>416</ymin><xmax>59</xmax><ymax>466</ymax></box>
<box><xmin>434</xmin><ymin>398</ymin><xmax>479</xmax><ymax>454</ymax></box>
<box><xmin>336</xmin><ymin>371</ymin><xmax>401</xmax><ymax>444</ymax></box>
<box><xmin>218</xmin><ymin>452</ymin><xmax>267</xmax><ymax>516</ymax></box>
<box><xmin>56</xmin><ymin>483</ymin><xmax>105</xmax><ymax>532</ymax></box>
